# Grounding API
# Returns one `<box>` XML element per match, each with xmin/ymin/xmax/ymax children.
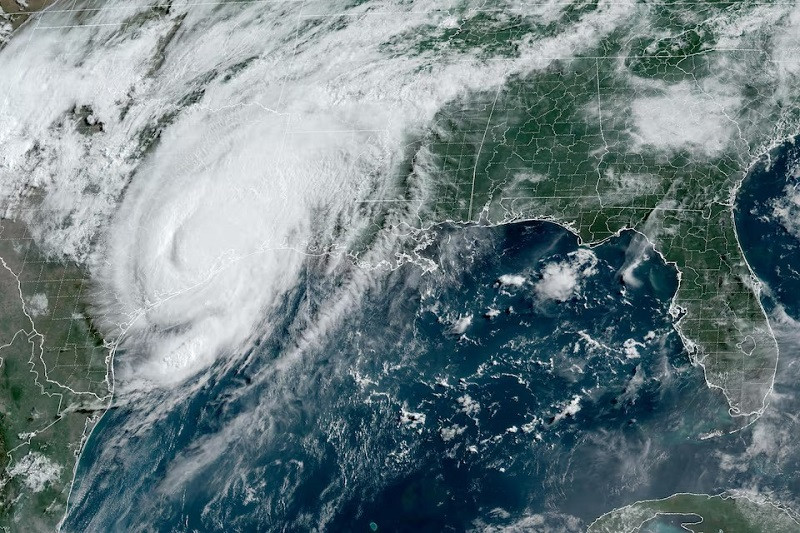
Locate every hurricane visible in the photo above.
<box><xmin>2</xmin><ymin>0</ymin><xmax>800</xmax><ymax>531</ymax></box>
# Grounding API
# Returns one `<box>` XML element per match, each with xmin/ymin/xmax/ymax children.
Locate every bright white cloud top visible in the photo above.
<box><xmin>0</xmin><ymin>0</ymin><xmax>638</xmax><ymax>390</ymax></box>
<box><xmin>3</xmin><ymin>1</ymin><xmax>800</xmax><ymax>531</ymax></box>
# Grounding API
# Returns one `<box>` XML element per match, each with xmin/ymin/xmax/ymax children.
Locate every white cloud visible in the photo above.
<box><xmin>399</xmin><ymin>408</ymin><xmax>426</xmax><ymax>429</ymax></box>
<box><xmin>450</xmin><ymin>315</ymin><xmax>473</xmax><ymax>335</ymax></box>
<box><xmin>552</xmin><ymin>395</ymin><xmax>582</xmax><ymax>423</ymax></box>
<box><xmin>537</xmin><ymin>264</ymin><xmax>579</xmax><ymax>301</ymax></box>
<box><xmin>7</xmin><ymin>452</ymin><xmax>61</xmax><ymax>493</ymax></box>
<box><xmin>0</xmin><ymin>0</ymin><xmax>640</xmax><ymax>393</ymax></box>
<box><xmin>0</xmin><ymin>14</ymin><xmax>11</xmax><ymax>47</ymax></box>
<box><xmin>535</xmin><ymin>249</ymin><xmax>598</xmax><ymax>302</ymax></box>
<box><xmin>630</xmin><ymin>81</ymin><xmax>739</xmax><ymax>157</ymax></box>
<box><xmin>440</xmin><ymin>424</ymin><xmax>466</xmax><ymax>442</ymax></box>
<box><xmin>457</xmin><ymin>394</ymin><xmax>480</xmax><ymax>416</ymax></box>
<box><xmin>497</xmin><ymin>274</ymin><xmax>526</xmax><ymax>287</ymax></box>
<box><xmin>623</xmin><ymin>338</ymin><xmax>644</xmax><ymax>359</ymax></box>
<box><xmin>771</xmin><ymin>183</ymin><xmax>800</xmax><ymax>240</ymax></box>
<box><xmin>25</xmin><ymin>292</ymin><xmax>48</xmax><ymax>317</ymax></box>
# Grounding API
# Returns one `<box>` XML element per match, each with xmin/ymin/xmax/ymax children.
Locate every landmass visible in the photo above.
<box><xmin>0</xmin><ymin>7</ymin><xmax>111</xmax><ymax>529</ymax></box>
<box><xmin>0</xmin><ymin>0</ymin><xmax>798</xmax><ymax>528</ymax></box>
<box><xmin>396</xmin><ymin>1</ymin><xmax>797</xmax><ymax>418</ymax></box>
<box><xmin>0</xmin><ymin>218</ymin><xmax>109</xmax><ymax>531</ymax></box>
<box><xmin>0</xmin><ymin>1</ymin><xmax>56</xmax><ymax>44</ymax></box>
<box><xmin>588</xmin><ymin>492</ymin><xmax>800</xmax><ymax>533</ymax></box>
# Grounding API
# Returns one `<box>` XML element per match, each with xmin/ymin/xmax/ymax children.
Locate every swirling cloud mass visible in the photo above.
<box><xmin>0</xmin><ymin>0</ymin><xmax>635</xmax><ymax>390</ymax></box>
<box><xmin>4</xmin><ymin>0</ymin><xmax>800</xmax><ymax>530</ymax></box>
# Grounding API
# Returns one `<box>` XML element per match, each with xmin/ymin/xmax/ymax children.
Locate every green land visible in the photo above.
<box><xmin>588</xmin><ymin>492</ymin><xmax>800</xmax><ymax>533</ymax></box>
<box><xmin>0</xmin><ymin>219</ymin><xmax>109</xmax><ymax>531</ymax></box>
<box><xmin>379</xmin><ymin>0</ymin><xmax>799</xmax><ymax>419</ymax></box>
<box><xmin>0</xmin><ymin>0</ymin><xmax>798</xmax><ymax>529</ymax></box>
<box><xmin>0</xmin><ymin>7</ymin><xmax>111</xmax><ymax>529</ymax></box>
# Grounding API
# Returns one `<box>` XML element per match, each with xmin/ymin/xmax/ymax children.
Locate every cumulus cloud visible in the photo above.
<box><xmin>622</xmin><ymin>338</ymin><xmax>644</xmax><ymax>359</ymax></box>
<box><xmin>497</xmin><ymin>274</ymin><xmax>526</xmax><ymax>287</ymax></box>
<box><xmin>552</xmin><ymin>394</ymin><xmax>582</xmax><ymax>423</ymax></box>
<box><xmin>450</xmin><ymin>315</ymin><xmax>473</xmax><ymax>335</ymax></box>
<box><xmin>25</xmin><ymin>292</ymin><xmax>48</xmax><ymax>317</ymax></box>
<box><xmin>770</xmin><ymin>182</ymin><xmax>800</xmax><ymax>240</ymax></box>
<box><xmin>630</xmin><ymin>81</ymin><xmax>740</xmax><ymax>157</ymax></box>
<box><xmin>472</xmin><ymin>511</ymin><xmax>583</xmax><ymax>532</ymax></box>
<box><xmin>8</xmin><ymin>452</ymin><xmax>61</xmax><ymax>493</ymax></box>
<box><xmin>535</xmin><ymin>249</ymin><xmax>598</xmax><ymax>302</ymax></box>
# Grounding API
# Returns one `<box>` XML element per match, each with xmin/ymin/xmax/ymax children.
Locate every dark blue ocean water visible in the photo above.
<box><xmin>735</xmin><ymin>139</ymin><xmax>800</xmax><ymax>321</ymax></box>
<box><xmin>66</xmin><ymin>144</ymin><xmax>800</xmax><ymax>532</ymax></box>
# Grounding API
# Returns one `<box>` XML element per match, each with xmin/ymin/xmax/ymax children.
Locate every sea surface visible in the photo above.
<box><xmin>735</xmin><ymin>138</ymin><xmax>800</xmax><ymax>322</ymax></box>
<box><xmin>65</xmin><ymin>141</ymin><xmax>800</xmax><ymax>531</ymax></box>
